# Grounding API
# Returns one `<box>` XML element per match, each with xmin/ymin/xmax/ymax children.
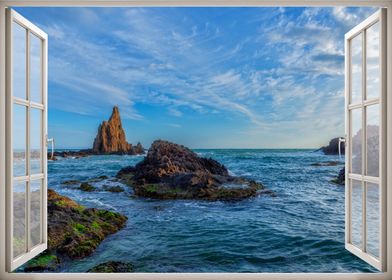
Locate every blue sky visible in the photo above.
<box><xmin>16</xmin><ymin>7</ymin><xmax>376</xmax><ymax>149</ymax></box>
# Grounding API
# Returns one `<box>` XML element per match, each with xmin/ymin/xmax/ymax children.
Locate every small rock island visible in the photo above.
<box><xmin>117</xmin><ymin>140</ymin><xmax>269</xmax><ymax>201</ymax></box>
<box><xmin>50</xmin><ymin>106</ymin><xmax>144</xmax><ymax>159</ymax></box>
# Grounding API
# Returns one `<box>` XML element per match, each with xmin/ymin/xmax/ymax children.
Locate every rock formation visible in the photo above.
<box><xmin>92</xmin><ymin>106</ymin><xmax>144</xmax><ymax>155</ymax></box>
<box><xmin>320</xmin><ymin>137</ymin><xmax>345</xmax><ymax>155</ymax></box>
<box><xmin>117</xmin><ymin>140</ymin><xmax>272</xmax><ymax>201</ymax></box>
<box><xmin>23</xmin><ymin>189</ymin><xmax>127</xmax><ymax>272</ymax></box>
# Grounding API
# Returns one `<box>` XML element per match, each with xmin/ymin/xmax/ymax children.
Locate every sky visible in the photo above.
<box><xmin>15</xmin><ymin>6</ymin><xmax>377</xmax><ymax>149</ymax></box>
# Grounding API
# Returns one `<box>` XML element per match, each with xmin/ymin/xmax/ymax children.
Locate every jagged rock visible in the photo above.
<box><xmin>117</xmin><ymin>140</ymin><xmax>271</xmax><ymax>201</ymax></box>
<box><xmin>24</xmin><ymin>189</ymin><xmax>127</xmax><ymax>271</ymax></box>
<box><xmin>320</xmin><ymin>137</ymin><xmax>345</xmax><ymax>155</ymax></box>
<box><xmin>87</xmin><ymin>261</ymin><xmax>134</xmax><ymax>273</ymax></box>
<box><xmin>92</xmin><ymin>106</ymin><xmax>144</xmax><ymax>155</ymax></box>
<box><xmin>132</xmin><ymin>142</ymin><xmax>145</xmax><ymax>155</ymax></box>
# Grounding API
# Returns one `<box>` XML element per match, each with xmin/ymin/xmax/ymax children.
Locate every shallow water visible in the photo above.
<box><xmin>46</xmin><ymin>149</ymin><xmax>376</xmax><ymax>272</ymax></box>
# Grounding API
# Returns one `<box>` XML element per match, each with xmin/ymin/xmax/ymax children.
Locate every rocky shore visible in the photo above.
<box><xmin>23</xmin><ymin>189</ymin><xmax>127</xmax><ymax>272</ymax></box>
<box><xmin>117</xmin><ymin>140</ymin><xmax>271</xmax><ymax>201</ymax></box>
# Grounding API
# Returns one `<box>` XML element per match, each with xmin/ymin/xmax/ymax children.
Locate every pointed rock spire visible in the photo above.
<box><xmin>92</xmin><ymin>106</ymin><xmax>144</xmax><ymax>155</ymax></box>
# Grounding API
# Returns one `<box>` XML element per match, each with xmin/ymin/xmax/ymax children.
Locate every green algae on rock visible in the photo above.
<box><xmin>24</xmin><ymin>189</ymin><xmax>127</xmax><ymax>272</ymax></box>
<box><xmin>87</xmin><ymin>261</ymin><xmax>134</xmax><ymax>273</ymax></box>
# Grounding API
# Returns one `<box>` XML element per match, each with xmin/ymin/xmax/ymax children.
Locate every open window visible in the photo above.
<box><xmin>5</xmin><ymin>9</ymin><xmax>48</xmax><ymax>271</ymax></box>
<box><xmin>344</xmin><ymin>9</ymin><xmax>387</xmax><ymax>271</ymax></box>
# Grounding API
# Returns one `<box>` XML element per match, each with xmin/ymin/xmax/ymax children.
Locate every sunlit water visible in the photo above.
<box><xmin>44</xmin><ymin>149</ymin><xmax>376</xmax><ymax>272</ymax></box>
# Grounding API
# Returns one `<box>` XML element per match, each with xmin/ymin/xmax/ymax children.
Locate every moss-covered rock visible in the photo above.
<box><xmin>79</xmin><ymin>182</ymin><xmax>96</xmax><ymax>192</ymax></box>
<box><xmin>23</xmin><ymin>253</ymin><xmax>60</xmax><ymax>272</ymax></box>
<box><xmin>25</xmin><ymin>189</ymin><xmax>127</xmax><ymax>272</ymax></box>
<box><xmin>87</xmin><ymin>261</ymin><xmax>134</xmax><ymax>273</ymax></box>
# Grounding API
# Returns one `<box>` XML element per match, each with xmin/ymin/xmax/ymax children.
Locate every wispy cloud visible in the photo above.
<box><xmin>18</xmin><ymin>6</ymin><xmax>377</xmax><ymax>148</ymax></box>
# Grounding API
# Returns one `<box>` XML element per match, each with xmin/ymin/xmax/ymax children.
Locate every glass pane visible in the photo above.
<box><xmin>12</xmin><ymin>22</ymin><xmax>26</xmax><ymax>100</ymax></box>
<box><xmin>366</xmin><ymin>22</ymin><xmax>380</xmax><ymax>100</ymax></box>
<box><xmin>30</xmin><ymin>33</ymin><xmax>42</xmax><ymax>103</ymax></box>
<box><xmin>351</xmin><ymin>33</ymin><xmax>363</xmax><ymax>104</ymax></box>
<box><xmin>366</xmin><ymin>105</ymin><xmax>380</xmax><ymax>177</ymax></box>
<box><xmin>30</xmin><ymin>180</ymin><xmax>41</xmax><ymax>248</ymax></box>
<box><xmin>31</xmin><ymin>109</ymin><xmax>42</xmax><ymax>174</ymax></box>
<box><xmin>351</xmin><ymin>180</ymin><xmax>363</xmax><ymax>248</ymax></box>
<box><xmin>13</xmin><ymin>105</ymin><xmax>26</xmax><ymax>177</ymax></box>
<box><xmin>366</xmin><ymin>182</ymin><xmax>380</xmax><ymax>258</ymax></box>
<box><xmin>351</xmin><ymin>109</ymin><xmax>362</xmax><ymax>174</ymax></box>
<box><xmin>13</xmin><ymin>180</ymin><xmax>26</xmax><ymax>258</ymax></box>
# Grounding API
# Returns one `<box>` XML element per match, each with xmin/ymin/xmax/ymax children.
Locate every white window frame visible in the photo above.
<box><xmin>344</xmin><ymin>9</ymin><xmax>387</xmax><ymax>271</ymax></box>
<box><xmin>0</xmin><ymin>1</ymin><xmax>391</xmax><ymax>280</ymax></box>
<box><xmin>6</xmin><ymin>9</ymin><xmax>48</xmax><ymax>272</ymax></box>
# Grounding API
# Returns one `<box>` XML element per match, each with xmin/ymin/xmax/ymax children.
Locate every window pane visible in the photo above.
<box><xmin>366</xmin><ymin>22</ymin><xmax>380</xmax><ymax>100</ymax></box>
<box><xmin>30</xmin><ymin>109</ymin><xmax>42</xmax><ymax>174</ymax></box>
<box><xmin>366</xmin><ymin>105</ymin><xmax>379</xmax><ymax>177</ymax></box>
<box><xmin>351</xmin><ymin>180</ymin><xmax>363</xmax><ymax>248</ymax></box>
<box><xmin>12</xmin><ymin>22</ymin><xmax>26</xmax><ymax>100</ymax></box>
<box><xmin>13</xmin><ymin>105</ymin><xmax>26</xmax><ymax>177</ymax></box>
<box><xmin>351</xmin><ymin>109</ymin><xmax>362</xmax><ymax>174</ymax></box>
<box><xmin>13</xmin><ymin>180</ymin><xmax>26</xmax><ymax>258</ymax></box>
<box><xmin>30</xmin><ymin>180</ymin><xmax>42</xmax><ymax>248</ymax></box>
<box><xmin>366</xmin><ymin>182</ymin><xmax>380</xmax><ymax>258</ymax></box>
<box><xmin>30</xmin><ymin>33</ymin><xmax>42</xmax><ymax>104</ymax></box>
<box><xmin>351</xmin><ymin>33</ymin><xmax>363</xmax><ymax>104</ymax></box>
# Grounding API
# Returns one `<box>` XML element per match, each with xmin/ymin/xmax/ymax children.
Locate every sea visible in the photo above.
<box><xmin>41</xmin><ymin>149</ymin><xmax>376</xmax><ymax>272</ymax></box>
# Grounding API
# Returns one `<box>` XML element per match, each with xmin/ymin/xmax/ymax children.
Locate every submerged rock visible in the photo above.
<box><xmin>79</xmin><ymin>182</ymin><xmax>97</xmax><ymax>192</ymax></box>
<box><xmin>103</xmin><ymin>185</ymin><xmax>125</xmax><ymax>193</ymax></box>
<box><xmin>92</xmin><ymin>106</ymin><xmax>144</xmax><ymax>155</ymax></box>
<box><xmin>24</xmin><ymin>189</ymin><xmax>127</xmax><ymax>271</ymax></box>
<box><xmin>117</xmin><ymin>140</ymin><xmax>269</xmax><ymax>201</ymax></box>
<box><xmin>61</xmin><ymin>179</ymin><xmax>81</xmax><ymax>185</ymax></box>
<box><xmin>320</xmin><ymin>137</ymin><xmax>345</xmax><ymax>155</ymax></box>
<box><xmin>50</xmin><ymin>149</ymin><xmax>93</xmax><ymax>159</ymax></box>
<box><xmin>311</xmin><ymin>161</ymin><xmax>342</xmax><ymax>167</ymax></box>
<box><xmin>87</xmin><ymin>261</ymin><xmax>134</xmax><ymax>273</ymax></box>
<box><xmin>88</xmin><ymin>175</ymin><xmax>109</xmax><ymax>183</ymax></box>
<box><xmin>331</xmin><ymin>167</ymin><xmax>345</xmax><ymax>185</ymax></box>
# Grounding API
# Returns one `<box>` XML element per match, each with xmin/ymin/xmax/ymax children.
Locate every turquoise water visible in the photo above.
<box><xmin>47</xmin><ymin>149</ymin><xmax>376</xmax><ymax>272</ymax></box>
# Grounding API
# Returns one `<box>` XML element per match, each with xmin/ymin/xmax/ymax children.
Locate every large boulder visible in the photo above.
<box><xmin>320</xmin><ymin>137</ymin><xmax>345</xmax><ymax>155</ymax></box>
<box><xmin>92</xmin><ymin>106</ymin><xmax>144</xmax><ymax>155</ymax></box>
<box><xmin>117</xmin><ymin>140</ymin><xmax>268</xmax><ymax>201</ymax></box>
